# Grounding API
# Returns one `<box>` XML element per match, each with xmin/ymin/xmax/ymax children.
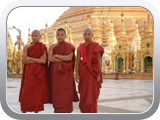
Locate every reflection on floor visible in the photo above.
<box><xmin>7</xmin><ymin>78</ymin><xmax>153</xmax><ymax>113</ymax></box>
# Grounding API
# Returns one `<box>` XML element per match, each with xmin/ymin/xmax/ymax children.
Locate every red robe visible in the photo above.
<box><xmin>78</xmin><ymin>42</ymin><xmax>104</xmax><ymax>113</ymax></box>
<box><xmin>49</xmin><ymin>41</ymin><xmax>79</xmax><ymax>113</ymax></box>
<box><xmin>19</xmin><ymin>42</ymin><xmax>49</xmax><ymax>112</ymax></box>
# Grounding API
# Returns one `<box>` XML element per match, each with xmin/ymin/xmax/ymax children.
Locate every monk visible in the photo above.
<box><xmin>76</xmin><ymin>28</ymin><xmax>104</xmax><ymax>113</ymax></box>
<box><xmin>48</xmin><ymin>28</ymin><xmax>79</xmax><ymax>113</ymax></box>
<box><xmin>19</xmin><ymin>30</ymin><xmax>49</xmax><ymax>113</ymax></box>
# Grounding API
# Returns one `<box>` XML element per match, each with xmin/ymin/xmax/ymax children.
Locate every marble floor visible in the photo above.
<box><xmin>7</xmin><ymin>78</ymin><xmax>153</xmax><ymax>114</ymax></box>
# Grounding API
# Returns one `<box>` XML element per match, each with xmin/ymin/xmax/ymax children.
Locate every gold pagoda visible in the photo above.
<box><xmin>7</xmin><ymin>7</ymin><xmax>153</xmax><ymax>79</ymax></box>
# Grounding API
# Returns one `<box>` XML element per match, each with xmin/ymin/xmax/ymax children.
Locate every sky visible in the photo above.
<box><xmin>7</xmin><ymin>7</ymin><xmax>69</xmax><ymax>45</ymax></box>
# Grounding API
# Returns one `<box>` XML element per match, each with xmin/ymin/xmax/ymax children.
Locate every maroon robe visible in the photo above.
<box><xmin>19</xmin><ymin>42</ymin><xmax>49</xmax><ymax>112</ymax></box>
<box><xmin>49</xmin><ymin>41</ymin><xmax>79</xmax><ymax>113</ymax></box>
<box><xmin>78</xmin><ymin>42</ymin><xmax>104</xmax><ymax>113</ymax></box>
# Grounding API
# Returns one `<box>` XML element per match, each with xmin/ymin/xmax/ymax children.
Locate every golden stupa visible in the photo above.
<box><xmin>40</xmin><ymin>7</ymin><xmax>153</xmax><ymax>79</ymax></box>
<box><xmin>7</xmin><ymin>7</ymin><xmax>153</xmax><ymax>79</ymax></box>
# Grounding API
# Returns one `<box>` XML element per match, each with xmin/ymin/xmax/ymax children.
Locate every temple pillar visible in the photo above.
<box><xmin>114</xmin><ymin>59</ymin><xmax>116</xmax><ymax>73</ymax></box>
<box><xmin>9</xmin><ymin>60</ymin><xmax>11</xmax><ymax>73</ymax></box>
<box><xmin>16</xmin><ymin>61</ymin><xmax>18</xmax><ymax>74</ymax></box>
<box><xmin>152</xmin><ymin>59</ymin><xmax>153</xmax><ymax>73</ymax></box>
<box><xmin>19</xmin><ymin>60</ymin><xmax>22</xmax><ymax>74</ymax></box>
<box><xmin>141</xmin><ymin>57</ymin><xmax>144</xmax><ymax>73</ymax></box>
<box><xmin>15</xmin><ymin>63</ymin><xmax>17</xmax><ymax>74</ymax></box>
<box><xmin>123</xmin><ymin>58</ymin><xmax>126</xmax><ymax>73</ymax></box>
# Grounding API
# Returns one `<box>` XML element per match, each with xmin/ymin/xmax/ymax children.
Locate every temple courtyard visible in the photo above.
<box><xmin>7</xmin><ymin>78</ymin><xmax>153</xmax><ymax>114</ymax></box>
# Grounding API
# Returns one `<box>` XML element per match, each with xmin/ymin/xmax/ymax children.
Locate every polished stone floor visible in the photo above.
<box><xmin>7</xmin><ymin>78</ymin><xmax>153</xmax><ymax>114</ymax></box>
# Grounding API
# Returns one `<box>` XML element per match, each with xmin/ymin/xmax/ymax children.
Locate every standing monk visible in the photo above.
<box><xmin>48</xmin><ymin>28</ymin><xmax>79</xmax><ymax>113</ymax></box>
<box><xmin>76</xmin><ymin>28</ymin><xmax>104</xmax><ymax>113</ymax></box>
<box><xmin>19</xmin><ymin>30</ymin><xmax>49</xmax><ymax>113</ymax></box>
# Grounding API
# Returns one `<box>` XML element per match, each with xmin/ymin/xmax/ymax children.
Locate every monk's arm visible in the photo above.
<box><xmin>22</xmin><ymin>46</ymin><xmax>35</xmax><ymax>64</ymax></box>
<box><xmin>97</xmin><ymin>52</ymin><xmax>102</xmax><ymax>82</ymax></box>
<box><xmin>53</xmin><ymin>52</ymin><xmax>73</xmax><ymax>61</ymax></box>
<box><xmin>76</xmin><ymin>46</ymin><xmax>80</xmax><ymax>83</ymax></box>
<box><xmin>27</xmin><ymin>52</ymin><xmax>46</xmax><ymax>64</ymax></box>
<box><xmin>48</xmin><ymin>45</ymin><xmax>62</xmax><ymax>63</ymax></box>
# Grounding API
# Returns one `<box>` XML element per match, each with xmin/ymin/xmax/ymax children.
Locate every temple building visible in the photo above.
<box><xmin>7</xmin><ymin>7</ymin><xmax>153</xmax><ymax>79</ymax></box>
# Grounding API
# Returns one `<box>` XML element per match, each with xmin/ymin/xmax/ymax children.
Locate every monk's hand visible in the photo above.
<box><xmin>40</xmin><ymin>54</ymin><xmax>45</xmax><ymax>59</ymax></box>
<box><xmin>26</xmin><ymin>56</ymin><xmax>31</xmax><ymax>60</ymax></box>
<box><xmin>97</xmin><ymin>75</ymin><xmax>100</xmax><ymax>83</ymax></box>
<box><xmin>76</xmin><ymin>74</ymin><xmax>79</xmax><ymax>83</ymax></box>
<box><xmin>54</xmin><ymin>54</ymin><xmax>59</xmax><ymax>58</ymax></box>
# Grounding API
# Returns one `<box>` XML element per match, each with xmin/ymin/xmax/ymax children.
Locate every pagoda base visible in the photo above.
<box><xmin>102</xmin><ymin>73</ymin><xmax>153</xmax><ymax>80</ymax></box>
<box><xmin>11</xmin><ymin>74</ymin><xmax>22</xmax><ymax>78</ymax></box>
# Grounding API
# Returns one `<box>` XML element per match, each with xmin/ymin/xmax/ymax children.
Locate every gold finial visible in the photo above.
<box><xmin>121</xmin><ymin>12</ymin><xmax>124</xmax><ymax>22</ymax></box>
<box><xmin>121</xmin><ymin>13</ymin><xmax>124</xmax><ymax>17</ymax></box>
<box><xmin>45</xmin><ymin>23</ymin><xmax>48</xmax><ymax>28</ymax></box>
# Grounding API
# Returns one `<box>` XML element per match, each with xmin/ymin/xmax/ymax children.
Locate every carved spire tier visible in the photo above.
<box><xmin>101</xmin><ymin>21</ymin><xmax>108</xmax><ymax>47</ymax></box>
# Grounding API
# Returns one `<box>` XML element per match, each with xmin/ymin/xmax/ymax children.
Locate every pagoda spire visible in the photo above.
<box><xmin>118</xmin><ymin>13</ymin><xmax>127</xmax><ymax>42</ymax></box>
<box><xmin>7</xmin><ymin>25</ymin><xmax>14</xmax><ymax>53</ymax></box>
<box><xmin>107</xmin><ymin>20</ymin><xmax>117</xmax><ymax>49</ymax></box>
<box><xmin>68</xmin><ymin>26</ymin><xmax>74</xmax><ymax>45</ymax></box>
<box><xmin>101</xmin><ymin>21</ymin><xmax>108</xmax><ymax>47</ymax></box>
<box><xmin>53</xmin><ymin>28</ymin><xmax>57</xmax><ymax>44</ymax></box>
<box><xmin>65</xmin><ymin>20</ymin><xmax>69</xmax><ymax>42</ymax></box>
<box><xmin>44</xmin><ymin>22</ymin><xmax>49</xmax><ymax>49</ymax></box>
<box><xmin>145</xmin><ymin>13</ymin><xmax>153</xmax><ymax>38</ymax></box>
<box><xmin>134</xmin><ymin>21</ymin><xmax>141</xmax><ymax>50</ymax></box>
<box><xmin>141</xmin><ymin>20</ymin><xmax>147</xmax><ymax>40</ymax></box>
<box><xmin>7</xmin><ymin>26</ymin><xmax>11</xmax><ymax>58</ymax></box>
<box><xmin>27</xmin><ymin>27</ymin><xmax>32</xmax><ymax>45</ymax></box>
<box><xmin>41</xmin><ymin>33</ymin><xmax>44</xmax><ymax>43</ymax></box>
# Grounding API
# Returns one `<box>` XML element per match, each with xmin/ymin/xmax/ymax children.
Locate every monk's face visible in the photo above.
<box><xmin>56</xmin><ymin>31</ymin><xmax>66</xmax><ymax>43</ymax></box>
<box><xmin>83</xmin><ymin>29</ymin><xmax>93</xmax><ymax>43</ymax></box>
<box><xmin>31</xmin><ymin>32</ymin><xmax>41</xmax><ymax>44</ymax></box>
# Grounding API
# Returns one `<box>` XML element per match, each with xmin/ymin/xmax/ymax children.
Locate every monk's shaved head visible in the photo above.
<box><xmin>84</xmin><ymin>28</ymin><xmax>92</xmax><ymax>34</ymax></box>
<box><xmin>32</xmin><ymin>30</ymin><xmax>41</xmax><ymax>35</ymax></box>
